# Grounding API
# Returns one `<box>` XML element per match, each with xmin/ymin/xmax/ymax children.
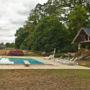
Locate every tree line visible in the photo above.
<box><xmin>0</xmin><ymin>43</ymin><xmax>15</xmax><ymax>48</ymax></box>
<box><xmin>15</xmin><ymin>0</ymin><xmax>90</xmax><ymax>53</ymax></box>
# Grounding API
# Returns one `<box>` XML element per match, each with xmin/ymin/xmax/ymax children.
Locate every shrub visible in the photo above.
<box><xmin>8</xmin><ymin>49</ymin><xmax>24</xmax><ymax>56</ymax></box>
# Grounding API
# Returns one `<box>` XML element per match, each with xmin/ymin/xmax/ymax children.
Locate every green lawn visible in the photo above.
<box><xmin>0</xmin><ymin>70</ymin><xmax>90</xmax><ymax>90</ymax></box>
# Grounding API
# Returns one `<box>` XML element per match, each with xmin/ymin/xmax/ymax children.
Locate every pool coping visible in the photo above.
<box><xmin>0</xmin><ymin>56</ymin><xmax>90</xmax><ymax>69</ymax></box>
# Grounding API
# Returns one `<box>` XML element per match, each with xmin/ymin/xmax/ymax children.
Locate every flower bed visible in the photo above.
<box><xmin>8</xmin><ymin>49</ymin><xmax>24</xmax><ymax>56</ymax></box>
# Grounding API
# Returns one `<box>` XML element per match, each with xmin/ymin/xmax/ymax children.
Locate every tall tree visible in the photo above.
<box><xmin>15</xmin><ymin>0</ymin><xmax>90</xmax><ymax>52</ymax></box>
<box><xmin>30</xmin><ymin>15</ymin><xmax>69</xmax><ymax>52</ymax></box>
<box><xmin>68</xmin><ymin>4</ymin><xmax>89</xmax><ymax>38</ymax></box>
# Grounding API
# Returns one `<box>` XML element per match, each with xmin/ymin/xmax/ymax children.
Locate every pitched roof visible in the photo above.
<box><xmin>82</xmin><ymin>27</ymin><xmax>90</xmax><ymax>36</ymax></box>
<box><xmin>72</xmin><ymin>27</ymin><xmax>90</xmax><ymax>44</ymax></box>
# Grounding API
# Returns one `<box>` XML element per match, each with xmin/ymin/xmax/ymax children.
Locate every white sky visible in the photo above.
<box><xmin>0</xmin><ymin>0</ymin><xmax>48</xmax><ymax>43</ymax></box>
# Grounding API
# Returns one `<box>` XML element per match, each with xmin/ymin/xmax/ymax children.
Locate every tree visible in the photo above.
<box><xmin>30</xmin><ymin>15</ymin><xmax>69</xmax><ymax>52</ymax></box>
<box><xmin>5</xmin><ymin>43</ymin><xmax>15</xmax><ymax>48</ymax></box>
<box><xmin>15</xmin><ymin>28</ymin><xmax>29</xmax><ymax>49</ymax></box>
<box><xmin>15</xmin><ymin>0</ymin><xmax>90</xmax><ymax>52</ymax></box>
<box><xmin>68</xmin><ymin>4</ymin><xmax>89</xmax><ymax>38</ymax></box>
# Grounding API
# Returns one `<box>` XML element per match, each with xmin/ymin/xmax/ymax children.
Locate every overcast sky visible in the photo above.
<box><xmin>0</xmin><ymin>0</ymin><xmax>48</xmax><ymax>43</ymax></box>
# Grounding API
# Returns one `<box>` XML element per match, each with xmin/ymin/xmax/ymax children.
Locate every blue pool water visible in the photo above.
<box><xmin>0</xmin><ymin>57</ymin><xmax>45</xmax><ymax>64</ymax></box>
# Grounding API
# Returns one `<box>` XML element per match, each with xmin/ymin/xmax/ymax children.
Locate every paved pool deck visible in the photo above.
<box><xmin>0</xmin><ymin>56</ymin><xmax>89</xmax><ymax>69</ymax></box>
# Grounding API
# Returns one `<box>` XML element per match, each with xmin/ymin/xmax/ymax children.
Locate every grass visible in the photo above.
<box><xmin>78</xmin><ymin>59</ymin><xmax>90</xmax><ymax>68</ymax></box>
<box><xmin>0</xmin><ymin>70</ymin><xmax>90</xmax><ymax>90</ymax></box>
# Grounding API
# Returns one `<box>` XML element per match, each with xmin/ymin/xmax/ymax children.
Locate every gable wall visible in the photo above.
<box><xmin>75</xmin><ymin>29</ymin><xmax>89</xmax><ymax>44</ymax></box>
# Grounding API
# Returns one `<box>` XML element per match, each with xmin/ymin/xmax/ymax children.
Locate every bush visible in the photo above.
<box><xmin>8</xmin><ymin>49</ymin><xmax>24</xmax><ymax>56</ymax></box>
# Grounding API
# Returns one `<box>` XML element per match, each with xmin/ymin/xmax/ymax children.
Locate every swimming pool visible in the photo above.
<box><xmin>0</xmin><ymin>57</ymin><xmax>45</xmax><ymax>64</ymax></box>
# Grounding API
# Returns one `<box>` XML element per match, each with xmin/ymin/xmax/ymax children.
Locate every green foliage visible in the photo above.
<box><xmin>68</xmin><ymin>4</ymin><xmax>90</xmax><ymax>43</ymax></box>
<box><xmin>0</xmin><ymin>43</ymin><xmax>4</xmax><ymax>46</ymax></box>
<box><xmin>15</xmin><ymin>28</ymin><xmax>29</xmax><ymax>49</ymax></box>
<box><xmin>29</xmin><ymin>15</ymin><xmax>69</xmax><ymax>52</ymax></box>
<box><xmin>5</xmin><ymin>43</ymin><xmax>15</xmax><ymax>48</ymax></box>
<box><xmin>68</xmin><ymin>5</ymin><xmax>88</xmax><ymax>31</ymax></box>
<box><xmin>61</xmin><ymin>45</ymin><xmax>78</xmax><ymax>52</ymax></box>
<box><xmin>15</xmin><ymin>0</ymin><xmax>90</xmax><ymax>53</ymax></box>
